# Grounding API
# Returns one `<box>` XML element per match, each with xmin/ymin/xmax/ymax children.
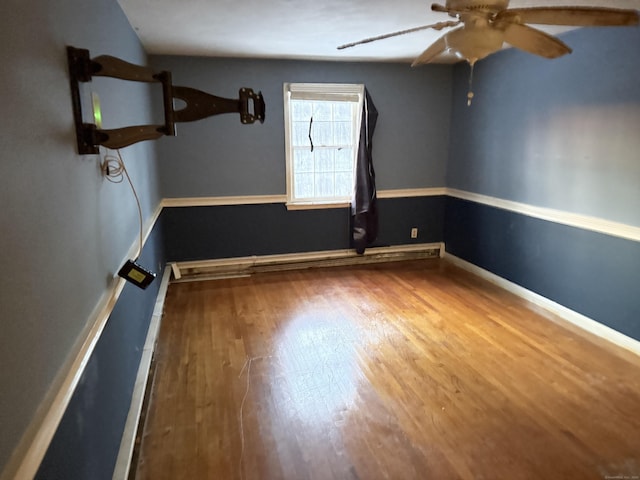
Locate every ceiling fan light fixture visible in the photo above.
<box><xmin>445</xmin><ymin>24</ymin><xmax>505</xmax><ymax>64</ymax></box>
<box><xmin>339</xmin><ymin>1</ymin><xmax>640</xmax><ymax>105</ymax></box>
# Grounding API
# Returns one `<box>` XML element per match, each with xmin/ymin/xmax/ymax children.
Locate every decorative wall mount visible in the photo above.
<box><xmin>66</xmin><ymin>46</ymin><xmax>265</xmax><ymax>154</ymax></box>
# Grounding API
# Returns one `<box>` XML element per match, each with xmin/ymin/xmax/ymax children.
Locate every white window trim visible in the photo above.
<box><xmin>283</xmin><ymin>83</ymin><xmax>365</xmax><ymax>210</ymax></box>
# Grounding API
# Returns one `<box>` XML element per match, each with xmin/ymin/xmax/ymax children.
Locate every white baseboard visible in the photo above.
<box><xmin>112</xmin><ymin>266</ymin><xmax>172</xmax><ymax>480</ymax></box>
<box><xmin>444</xmin><ymin>252</ymin><xmax>640</xmax><ymax>357</ymax></box>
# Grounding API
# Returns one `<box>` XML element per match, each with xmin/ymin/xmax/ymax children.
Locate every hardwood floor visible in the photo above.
<box><xmin>134</xmin><ymin>259</ymin><xmax>640</xmax><ymax>480</ymax></box>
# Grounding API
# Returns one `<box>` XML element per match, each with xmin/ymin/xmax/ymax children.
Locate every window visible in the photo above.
<box><xmin>283</xmin><ymin>83</ymin><xmax>364</xmax><ymax>209</ymax></box>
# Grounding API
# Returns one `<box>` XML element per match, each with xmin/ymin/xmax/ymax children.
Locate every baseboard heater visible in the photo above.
<box><xmin>171</xmin><ymin>242</ymin><xmax>444</xmax><ymax>282</ymax></box>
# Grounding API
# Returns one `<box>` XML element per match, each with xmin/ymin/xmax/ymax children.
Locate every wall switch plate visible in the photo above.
<box><xmin>411</xmin><ymin>228</ymin><xmax>418</xmax><ymax>239</ymax></box>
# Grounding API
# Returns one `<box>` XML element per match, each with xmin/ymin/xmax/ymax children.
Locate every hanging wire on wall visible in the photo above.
<box><xmin>101</xmin><ymin>149</ymin><xmax>144</xmax><ymax>261</ymax></box>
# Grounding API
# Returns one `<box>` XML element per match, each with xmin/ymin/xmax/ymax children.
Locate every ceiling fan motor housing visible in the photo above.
<box><xmin>444</xmin><ymin>0</ymin><xmax>510</xmax><ymax>12</ymax></box>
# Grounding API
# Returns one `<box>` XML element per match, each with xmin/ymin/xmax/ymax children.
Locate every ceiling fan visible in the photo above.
<box><xmin>338</xmin><ymin>0</ymin><xmax>639</xmax><ymax>104</ymax></box>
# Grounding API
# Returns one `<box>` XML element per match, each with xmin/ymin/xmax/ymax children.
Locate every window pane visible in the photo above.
<box><xmin>291</xmin><ymin>100</ymin><xmax>312</xmax><ymax>121</ymax></box>
<box><xmin>335</xmin><ymin>172</ymin><xmax>353</xmax><ymax>197</ymax></box>
<box><xmin>294</xmin><ymin>173</ymin><xmax>314</xmax><ymax>198</ymax></box>
<box><xmin>315</xmin><ymin>173</ymin><xmax>334</xmax><ymax>197</ymax></box>
<box><xmin>335</xmin><ymin>148</ymin><xmax>353</xmax><ymax>171</ymax></box>
<box><xmin>312</xmin><ymin>121</ymin><xmax>332</xmax><ymax>146</ymax></box>
<box><xmin>315</xmin><ymin>149</ymin><xmax>334</xmax><ymax>172</ymax></box>
<box><xmin>312</xmin><ymin>101</ymin><xmax>332</xmax><ymax>121</ymax></box>
<box><xmin>294</xmin><ymin>149</ymin><xmax>313</xmax><ymax>173</ymax></box>
<box><xmin>334</xmin><ymin>121</ymin><xmax>352</xmax><ymax>145</ymax></box>
<box><xmin>333</xmin><ymin>102</ymin><xmax>352</xmax><ymax>121</ymax></box>
<box><xmin>292</xmin><ymin>121</ymin><xmax>311</xmax><ymax>147</ymax></box>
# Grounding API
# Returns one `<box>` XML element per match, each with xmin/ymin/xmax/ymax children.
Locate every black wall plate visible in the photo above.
<box><xmin>118</xmin><ymin>260</ymin><xmax>156</xmax><ymax>290</ymax></box>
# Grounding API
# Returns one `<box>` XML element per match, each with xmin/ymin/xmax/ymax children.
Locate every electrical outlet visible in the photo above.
<box><xmin>411</xmin><ymin>228</ymin><xmax>418</xmax><ymax>239</ymax></box>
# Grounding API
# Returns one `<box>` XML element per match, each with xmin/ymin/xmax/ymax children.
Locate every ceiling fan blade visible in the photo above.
<box><xmin>503</xmin><ymin>23</ymin><xmax>572</xmax><ymax>59</ymax></box>
<box><xmin>337</xmin><ymin>21</ymin><xmax>459</xmax><ymax>50</ymax></box>
<box><xmin>411</xmin><ymin>36</ymin><xmax>448</xmax><ymax>66</ymax></box>
<box><xmin>497</xmin><ymin>7</ymin><xmax>640</xmax><ymax>27</ymax></box>
<box><xmin>432</xmin><ymin>1</ymin><xmax>510</xmax><ymax>16</ymax></box>
<box><xmin>431</xmin><ymin>3</ymin><xmax>449</xmax><ymax>14</ymax></box>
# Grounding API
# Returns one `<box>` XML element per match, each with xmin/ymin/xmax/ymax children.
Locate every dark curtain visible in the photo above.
<box><xmin>351</xmin><ymin>89</ymin><xmax>378</xmax><ymax>254</ymax></box>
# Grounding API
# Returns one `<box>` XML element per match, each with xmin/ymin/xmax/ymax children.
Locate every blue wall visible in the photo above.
<box><xmin>3</xmin><ymin>8</ymin><xmax>639</xmax><ymax>478</ymax></box>
<box><xmin>0</xmin><ymin>0</ymin><xmax>163</xmax><ymax>476</ymax></box>
<box><xmin>162</xmin><ymin>196</ymin><xmax>445</xmax><ymax>262</ymax></box>
<box><xmin>150</xmin><ymin>56</ymin><xmax>453</xmax><ymax>259</ymax></box>
<box><xmin>446</xmin><ymin>26</ymin><xmax>640</xmax><ymax>341</ymax></box>
<box><xmin>36</xmin><ymin>222</ymin><xmax>165</xmax><ymax>480</ymax></box>
<box><xmin>150</xmin><ymin>56</ymin><xmax>453</xmax><ymax>197</ymax></box>
<box><xmin>445</xmin><ymin>197</ymin><xmax>640</xmax><ymax>340</ymax></box>
<box><xmin>447</xmin><ymin>27</ymin><xmax>640</xmax><ymax>226</ymax></box>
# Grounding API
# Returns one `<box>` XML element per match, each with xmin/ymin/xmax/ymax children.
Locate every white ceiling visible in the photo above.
<box><xmin>117</xmin><ymin>0</ymin><xmax>640</xmax><ymax>63</ymax></box>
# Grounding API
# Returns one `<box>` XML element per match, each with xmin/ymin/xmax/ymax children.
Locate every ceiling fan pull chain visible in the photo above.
<box><xmin>467</xmin><ymin>61</ymin><xmax>475</xmax><ymax>107</ymax></box>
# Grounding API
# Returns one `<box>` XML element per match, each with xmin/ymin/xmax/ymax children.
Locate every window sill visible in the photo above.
<box><xmin>285</xmin><ymin>201</ymin><xmax>351</xmax><ymax>211</ymax></box>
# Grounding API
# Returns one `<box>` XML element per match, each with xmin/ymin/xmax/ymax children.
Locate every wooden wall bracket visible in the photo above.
<box><xmin>66</xmin><ymin>46</ymin><xmax>265</xmax><ymax>154</ymax></box>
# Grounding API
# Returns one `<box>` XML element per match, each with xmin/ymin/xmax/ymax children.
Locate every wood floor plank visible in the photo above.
<box><xmin>135</xmin><ymin>259</ymin><xmax>640</xmax><ymax>480</ymax></box>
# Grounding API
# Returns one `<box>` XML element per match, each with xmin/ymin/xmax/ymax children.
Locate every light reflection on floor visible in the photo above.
<box><xmin>270</xmin><ymin>306</ymin><xmax>362</xmax><ymax>428</ymax></box>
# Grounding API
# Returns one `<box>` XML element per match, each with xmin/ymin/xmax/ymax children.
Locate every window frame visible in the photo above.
<box><xmin>283</xmin><ymin>82</ymin><xmax>365</xmax><ymax>210</ymax></box>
